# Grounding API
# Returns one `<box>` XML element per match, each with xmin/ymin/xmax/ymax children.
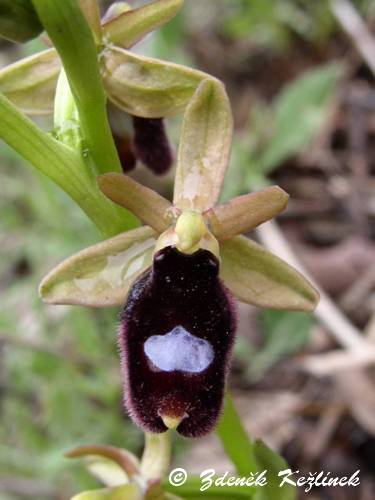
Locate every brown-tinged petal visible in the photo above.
<box><xmin>0</xmin><ymin>48</ymin><xmax>60</xmax><ymax>115</ymax></box>
<box><xmin>206</xmin><ymin>186</ymin><xmax>289</xmax><ymax>241</ymax></box>
<box><xmin>77</xmin><ymin>0</ymin><xmax>102</xmax><ymax>44</ymax></box>
<box><xmin>71</xmin><ymin>483</ymin><xmax>142</xmax><ymax>500</ymax></box>
<box><xmin>66</xmin><ymin>444</ymin><xmax>139</xmax><ymax>478</ymax></box>
<box><xmin>102</xmin><ymin>0</ymin><xmax>183</xmax><ymax>49</ymax></box>
<box><xmin>101</xmin><ymin>46</ymin><xmax>206</xmax><ymax>117</ymax></box>
<box><xmin>39</xmin><ymin>226</ymin><xmax>156</xmax><ymax>307</ymax></box>
<box><xmin>220</xmin><ymin>236</ymin><xmax>319</xmax><ymax>311</ymax></box>
<box><xmin>173</xmin><ymin>79</ymin><xmax>233</xmax><ymax>212</ymax></box>
<box><xmin>98</xmin><ymin>173</ymin><xmax>171</xmax><ymax>233</ymax></box>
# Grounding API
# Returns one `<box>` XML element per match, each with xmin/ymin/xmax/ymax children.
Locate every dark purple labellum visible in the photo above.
<box><xmin>112</xmin><ymin>131</ymin><xmax>137</xmax><ymax>173</ymax></box>
<box><xmin>132</xmin><ymin>116</ymin><xmax>173</xmax><ymax>175</ymax></box>
<box><xmin>119</xmin><ymin>246</ymin><xmax>236</xmax><ymax>437</ymax></box>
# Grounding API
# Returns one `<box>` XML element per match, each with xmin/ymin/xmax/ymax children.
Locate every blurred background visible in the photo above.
<box><xmin>1</xmin><ymin>0</ymin><xmax>375</xmax><ymax>498</ymax></box>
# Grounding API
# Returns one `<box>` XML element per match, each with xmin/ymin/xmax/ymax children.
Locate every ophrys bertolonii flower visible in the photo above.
<box><xmin>40</xmin><ymin>78</ymin><xmax>318</xmax><ymax>437</ymax></box>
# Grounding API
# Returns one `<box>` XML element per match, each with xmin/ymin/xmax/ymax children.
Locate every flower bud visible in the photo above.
<box><xmin>54</xmin><ymin>69</ymin><xmax>82</xmax><ymax>150</ymax></box>
<box><xmin>132</xmin><ymin>116</ymin><xmax>173</xmax><ymax>175</ymax></box>
<box><xmin>119</xmin><ymin>246</ymin><xmax>236</xmax><ymax>437</ymax></box>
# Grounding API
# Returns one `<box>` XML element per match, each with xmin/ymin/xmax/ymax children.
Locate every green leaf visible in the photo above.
<box><xmin>247</xmin><ymin>310</ymin><xmax>313</xmax><ymax>381</ymax></box>
<box><xmin>32</xmin><ymin>0</ymin><xmax>122</xmax><ymax>174</ymax></box>
<box><xmin>207</xmin><ymin>186</ymin><xmax>288</xmax><ymax>241</ymax></box>
<box><xmin>71</xmin><ymin>483</ymin><xmax>142</xmax><ymax>500</ymax></box>
<box><xmin>98</xmin><ymin>173</ymin><xmax>172</xmax><ymax>234</ymax></box>
<box><xmin>103</xmin><ymin>0</ymin><xmax>184</xmax><ymax>49</ymax></box>
<box><xmin>0</xmin><ymin>0</ymin><xmax>42</xmax><ymax>42</ymax></box>
<box><xmin>0</xmin><ymin>48</ymin><xmax>60</xmax><ymax>115</ymax></box>
<box><xmin>174</xmin><ymin>79</ymin><xmax>233</xmax><ymax>211</ymax></box>
<box><xmin>216</xmin><ymin>393</ymin><xmax>258</xmax><ymax>476</ymax></box>
<box><xmin>101</xmin><ymin>46</ymin><xmax>206</xmax><ymax>117</ymax></box>
<box><xmin>39</xmin><ymin>226</ymin><xmax>156</xmax><ymax>306</ymax></box>
<box><xmin>220</xmin><ymin>236</ymin><xmax>319</xmax><ymax>311</ymax></box>
<box><xmin>253</xmin><ymin>440</ymin><xmax>296</xmax><ymax>500</ymax></box>
<box><xmin>256</xmin><ymin>63</ymin><xmax>341</xmax><ymax>174</ymax></box>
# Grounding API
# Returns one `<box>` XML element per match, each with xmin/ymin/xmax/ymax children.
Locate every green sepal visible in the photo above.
<box><xmin>0</xmin><ymin>48</ymin><xmax>60</xmax><ymax>115</ymax></box>
<box><xmin>102</xmin><ymin>0</ymin><xmax>184</xmax><ymax>49</ymax></box>
<box><xmin>39</xmin><ymin>226</ymin><xmax>156</xmax><ymax>307</ymax></box>
<box><xmin>174</xmin><ymin>79</ymin><xmax>233</xmax><ymax>211</ymax></box>
<box><xmin>101</xmin><ymin>46</ymin><xmax>207</xmax><ymax>117</ymax></box>
<box><xmin>220</xmin><ymin>235</ymin><xmax>319</xmax><ymax>311</ymax></box>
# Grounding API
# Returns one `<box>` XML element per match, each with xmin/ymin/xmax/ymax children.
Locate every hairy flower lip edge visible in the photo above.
<box><xmin>119</xmin><ymin>245</ymin><xmax>237</xmax><ymax>437</ymax></box>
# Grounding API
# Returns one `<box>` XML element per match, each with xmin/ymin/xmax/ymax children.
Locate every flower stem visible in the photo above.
<box><xmin>140</xmin><ymin>432</ymin><xmax>172</xmax><ymax>480</ymax></box>
<box><xmin>0</xmin><ymin>91</ymin><xmax>137</xmax><ymax>238</ymax></box>
<box><xmin>32</xmin><ymin>0</ymin><xmax>122</xmax><ymax>175</ymax></box>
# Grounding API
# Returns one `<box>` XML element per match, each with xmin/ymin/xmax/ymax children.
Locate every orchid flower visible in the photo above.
<box><xmin>40</xmin><ymin>77</ymin><xmax>319</xmax><ymax>438</ymax></box>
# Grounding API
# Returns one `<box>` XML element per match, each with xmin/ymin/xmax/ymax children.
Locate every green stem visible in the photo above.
<box><xmin>0</xmin><ymin>92</ymin><xmax>137</xmax><ymax>238</ymax></box>
<box><xmin>216</xmin><ymin>393</ymin><xmax>258</xmax><ymax>476</ymax></box>
<box><xmin>140</xmin><ymin>432</ymin><xmax>172</xmax><ymax>480</ymax></box>
<box><xmin>31</xmin><ymin>0</ymin><xmax>122</xmax><ymax>175</ymax></box>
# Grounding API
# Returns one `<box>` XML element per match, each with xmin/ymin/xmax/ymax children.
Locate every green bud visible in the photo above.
<box><xmin>53</xmin><ymin>69</ymin><xmax>82</xmax><ymax>150</ymax></box>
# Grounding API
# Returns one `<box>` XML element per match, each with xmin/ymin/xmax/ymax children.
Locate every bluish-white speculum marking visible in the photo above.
<box><xmin>144</xmin><ymin>326</ymin><xmax>214</xmax><ymax>373</ymax></box>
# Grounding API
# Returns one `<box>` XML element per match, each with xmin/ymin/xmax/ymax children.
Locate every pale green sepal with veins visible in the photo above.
<box><xmin>39</xmin><ymin>226</ymin><xmax>155</xmax><ymax>307</ymax></box>
<box><xmin>0</xmin><ymin>48</ymin><xmax>60</xmax><ymax>115</ymax></box>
